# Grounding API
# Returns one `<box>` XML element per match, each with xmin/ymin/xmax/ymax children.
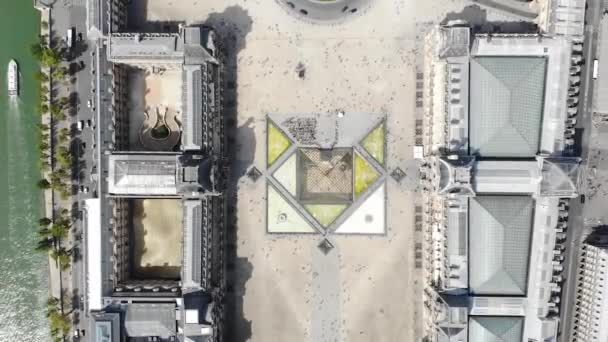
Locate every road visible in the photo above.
<box><xmin>558</xmin><ymin>0</ymin><xmax>603</xmax><ymax>340</ymax></box>
<box><xmin>50</xmin><ymin>0</ymin><xmax>97</xmax><ymax>338</ymax></box>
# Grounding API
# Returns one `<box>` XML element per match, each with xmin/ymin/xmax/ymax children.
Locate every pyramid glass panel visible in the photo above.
<box><xmin>305</xmin><ymin>204</ymin><xmax>348</xmax><ymax>227</ymax></box>
<box><xmin>361</xmin><ymin>122</ymin><xmax>385</xmax><ymax>165</ymax></box>
<box><xmin>267</xmin><ymin>121</ymin><xmax>292</xmax><ymax>166</ymax></box>
<box><xmin>354</xmin><ymin>152</ymin><xmax>380</xmax><ymax>198</ymax></box>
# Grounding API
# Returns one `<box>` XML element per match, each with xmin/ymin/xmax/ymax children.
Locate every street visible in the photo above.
<box><xmin>49</xmin><ymin>0</ymin><xmax>97</xmax><ymax>338</ymax></box>
<box><xmin>558</xmin><ymin>0</ymin><xmax>604</xmax><ymax>341</ymax></box>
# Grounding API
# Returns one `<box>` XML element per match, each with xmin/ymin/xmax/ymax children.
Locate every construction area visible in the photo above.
<box><xmin>131</xmin><ymin>199</ymin><xmax>183</xmax><ymax>280</ymax></box>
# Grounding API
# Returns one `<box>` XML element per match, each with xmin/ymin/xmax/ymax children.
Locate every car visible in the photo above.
<box><xmin>580</xmin><ymin>194</ymin><xmax>585</xmax><ymax>204</ymax></box>
<box><xmin>73</xmin><ymin>329</ymin><xmax>80</xmax><ymax>337</ymax></box>
<box><xmin>79</xmin><ymin>185</ymin><xmax>84</xmax><ymax>193</ymax></box>
<box><xmin>86</xmin><ymin>119</ymin><xmax>92</xmax><ymax>128</ymax></box>
<box><xmin>566</xmin><ymin>118</ymin><xmax>577</xmax><ymax>126</ymax></box>
<box><xmin>78</xmin><ymin>32</ymin><xmax>83</xmax><ymax>41</ymax></box>
<box><xmin>83</xmin><ymin>186</ymin><xmax>89</xmax><ymax>194</ymax></box>
<box><xmin>81</xmin><ymin>330</ymin><xmax>86</xmax><ymax>336</ymax></box>
<box><xmin>77</xmin><ymin>120</ymin><xmax>84</xmax><ymax>131</ymax></box>
<box><xmin>87</xmin><ymin>99</ymin><xmax>92</xmax><ymax>108</ymax></box>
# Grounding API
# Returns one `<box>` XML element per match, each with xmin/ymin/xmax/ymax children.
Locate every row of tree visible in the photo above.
<box><xmin>46</xmin><ymin>297</ymin><xmax>71</xmax><ymax>342</ymax></box>
<box><xmin>32</xmin><ymin>28</ymin><xmax>75</xmax><ymax>341</ymax></box>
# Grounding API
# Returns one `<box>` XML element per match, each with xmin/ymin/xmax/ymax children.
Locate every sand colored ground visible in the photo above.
<box><xmin>130</xmin><ymin>0</ymin><xmax>512</xmax><ymax>340</ymax></box>
<box><xmin>132</xmin><ymin>199</ymin><xmax>183</xmax><ymax>279</ymax></box>
<box><xmin>128</xmin><ymin>68</ymin><xmax>182</xmax><ymax>150</ymax></box>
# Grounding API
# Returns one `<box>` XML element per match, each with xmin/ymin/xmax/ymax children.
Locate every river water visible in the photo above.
<box><xmin>0</xmin><ymin>1</ymin><xmax>50</xmax><ymax>340</ymax></box>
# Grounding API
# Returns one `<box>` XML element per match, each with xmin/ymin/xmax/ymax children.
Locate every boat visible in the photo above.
<box><xmin>7</xmin><ymin>59</ymin><xmax>19</xmax><ymax>97</ymax></box>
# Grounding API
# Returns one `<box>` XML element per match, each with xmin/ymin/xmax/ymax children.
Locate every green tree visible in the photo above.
<box><xmin>37</xmin><ymin>123</ymin><xmax>50</xmax><ymax>132</ymax></box>
<box><xmin>51</xmin><ymin>248</ymin><xmax>71</xmax><ymax>271</ymax></box>
<box><xmin>39</xmin><ymin>103</ymin><xmax>49</xmax><ymax>114</ymax></box>
<box><xmin>35</xmin><ymin>71</ymin><xmax>49</xmax><ymax>82</ymax></box>
<box><xmin>55</xmin><ymin>146</ymin><xmax>72</xmax><ymax>167</ymax></box>
<box><xmin>58</xmin><ymin>127</ymin><xmax>70</xmax><ymax>144</ymax></box>
<box><xmin>37</xmin><ymin>178</ymin><xmax>52</xmax><ymax>189</ymax></box>
<box><xmin>58</xmin><ymin>187</ymin><xmax>71</xmax><ymax>200</ymax></box>
<box><xmin>49</xmin><ymin>223</ymin><xmax>68</xmax><ymax>240</ymax></box>
<box><xmin>46</xmin><ymin>297</ymin><xmax>71</xmax><ymax>339</ymax></box>
<box><xmin>35</xmin><ymin>238</ymin><xmax>54</xmax><ymax>253</ymax></box>
<box><xmin>39</xmin><ymin>217</ymin><xmax>52</xmax><ymax>226</ymax></box>
<box><xmin>51</xmin><ymin>66</ymin><xmax>68</xmax><ymax>80</ymax></box>
<box><xmin>39</xmin><ymin>160</ymin><xmax>51</xmax><ymax>172</ymax></box>
<box><xmin>49</xmin><ymin>103</ymin><xmax>63</xmax><ymax>118</ymax></box>
<box><xmin>38</xmin><ymin>140</ymin><xmax>49</xmax><ymax>151</ymax></box>
<box><xmin>30</xmin><ymin>43</ymin><xmax>43</xmax><ymax>60</ymax></box>
<box><xmin>41</xmin><ymin>21</ymin><xmax>48</xmax><ymax>30</ymax></box>
<box><xmin>40</xmin><ymin>47</ymin><xmax>61</xmax><ymax>68</ymax></box>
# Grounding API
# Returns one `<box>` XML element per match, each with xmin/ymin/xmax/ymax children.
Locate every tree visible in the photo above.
<box><xmin>46</xmin><ymin>297</ymin><xmax>70</xmax><ymax>339</ymax></box>
<box><xmin>51</xmin><ymin>248</ymin><xmax>71</xmax><ymax>271</ymax></box>
<box><xmin>35</xmin><ymin>71</ymin><xmax>49</xmax><ymax>82</ymax></box>
<box><xmin>57</xmin><ymin>128</ymin><xmax>70</xmax><ymax>144</ymax></box>
<box><xmin>38</xmin><ymin>140</ymin><xmax>49</xmax><ymax>151</ymax></box>
<box><xmin>37</xmin><ymin>179</ymin><xmax>52</xmax><ymax>189</ymax></box>
<box><xmin>39</xmin><ymin>103</ymin><xmax>49</xmax><ymax>115</ymax></box>
<box><xmin>35</xmin><ymin>238</ymin><xmax>54</xmax><ymax>253</ymax></box>
<box><xmin>49</xmin><ymin>104</ymin><xmax>66</xmax><ymax>120</ymax></box>
<box><xmin>41</xmin><ymin>21</ymin><xmax>49</xmax><ymax>30</ymax></box>
<box><xmin>39</xmin><ymin>217</ymin><xmax>52</xmax><ymax>226</ymax></box>
<box><xmin>49</xmin><ymin>223</ymin><xmax>68</xmax><ymax>240</ymax></box>
<box><xmin>37</xmin><ymin>123</ymin><xmax>50</xmax><ymax>132</ymax></box>
<box><xmin>40</xmin><ymin>47</ymin><xmax>61</xmax><ymax>68</ymax></box>
<box><xmin>58</xmin><ymin>96</ymin><xmax>70</xmax><ymax>109</ymax></box>
<box><xmin>55</xmin><ymin>146</ymin><xmax>72</xmax><ymax>167</ymax></box>
<box><xmin>51</xmin><ymin>67</ymin><xmax>68</xmax><ymax>80</ymax></box>
<box><xmin>30</xmin><ymin>43</ymin><xmax>43</xmax><ymax>60</ymax></box>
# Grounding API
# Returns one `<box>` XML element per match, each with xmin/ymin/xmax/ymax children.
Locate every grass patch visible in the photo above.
<box><xmin>267</xmin><ymin>121</ymin><xmax>292</xmax><ymax>166</ymax></box>
<box><xmin>361</xmin><ymin>122</ymin><xmax>385</xmax><ymax>165</ymax></box>
<box><xmin>305</xmin><ymin>204</ymin><xmax>347</xmax><ymax>227</ymax></box>
<box><xmin>354</xmin><ymin>153</ymin><xmax>379</xmax><ymax>197</ymax></box>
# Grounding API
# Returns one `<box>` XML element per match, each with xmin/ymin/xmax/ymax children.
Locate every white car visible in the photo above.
<box><xmin>87</xmin><ymin>99</ymin><xmax>92</xmax><ymax>108</ymax></box>
<box><xmin>77</xmin><ymin>120</ymin><xmax>84</xmax><ymax>131</ymax></box>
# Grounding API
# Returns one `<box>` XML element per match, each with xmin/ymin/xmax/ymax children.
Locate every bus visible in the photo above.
<box><xmin>67</xmin><ymin>27</ymin><xmax>74</xmax><ymax>49</ymax></box>
<box><xmin>593</xmin><ymin>59</ymin><xmax>599</xmax><ymax>80</ymax></box>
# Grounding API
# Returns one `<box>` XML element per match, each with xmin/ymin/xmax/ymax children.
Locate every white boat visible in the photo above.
<box><xmin>7</xmin><ymin>59</ymin><xmax>18</xmax><ymax>97</ymax></box>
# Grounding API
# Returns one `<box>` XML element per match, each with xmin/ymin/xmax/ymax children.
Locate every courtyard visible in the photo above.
<box><xmin>127</xmin><ymin>67</ymin><xmax>182</xmax><ymax>151</ymax></box>
<box><xmin>131</xmin><ymin>198</ymin><xmax>183</xmax><ymax>280</ymax></box>
<box><xmin>122</xmin><ymin>0</ymin><xmax>502</xmax><ymax>340</ymax></box>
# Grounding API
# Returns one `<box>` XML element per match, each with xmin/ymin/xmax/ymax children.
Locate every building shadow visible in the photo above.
<box><xmin>441</xmin><ymin>5</ymin><xmax>538</xmax><ymax>34</ymax></box>
<box><xmin>201</xmin><ymin>6</ymin><xmax>254</xmax><ymax>342</ymax></box>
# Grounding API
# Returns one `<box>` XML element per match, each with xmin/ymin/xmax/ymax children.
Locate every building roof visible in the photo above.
<box><xmin>85</xmin><ymin>198</ymin><xmax>103</xmax><ymax>311</ymax></box>
<box><xmin>182</xmin><ymin>200</ymin><xmax>203</xmax><ymax>289</ymax></box>
<box><xmin>469</xmin><ymin>57</ymin><xmax>547</xmax><ymax>157</ymax></box>
<box><xmin>91</xmin><ymin>312</ymin><xmax>121</xmax><ymax>342</ymax></box>
<box><xmin>124</xmin><ymin>303</ymin><xmax>177</xmax><ymax>339</ymax></box>
<box><xmin>182</xmin><ymin>65</ymin><xmax>205</xmax><ymax>151</ymax></box>
<box><xmin>469</xmin><ymin>196</ymin><xmax>534</xmax><ymax>296</ymax></box>
<box><xmin>469</xmin><ymin>316</ymin><xmax>524</xmax><ymax>342</ymax></box>
<box><xmin>108</xmin><ymin>154</ymin><xmax>178</xmax><ymax>196</ymax></box>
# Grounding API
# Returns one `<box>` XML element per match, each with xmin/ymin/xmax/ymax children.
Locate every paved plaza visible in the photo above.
<box><xmin>125</xmin><ymin>0</ymin><xmax>488</xmax><ymax>340</ymax></box>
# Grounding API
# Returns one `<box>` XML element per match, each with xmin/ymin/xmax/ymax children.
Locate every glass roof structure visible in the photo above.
<box><xmin>469</xmin><ymin>57</ymin><xmax>547</xmax><ymax>157</ymax></box>
<box><xmin>468</xmin><ymin>316</ymin><xmax>524</xmax><ymax>342</ymax></box>
<box><xmin>469</xmin><ymin>196</ymin><xmax>534</xmax><ymax>296</ymax></box>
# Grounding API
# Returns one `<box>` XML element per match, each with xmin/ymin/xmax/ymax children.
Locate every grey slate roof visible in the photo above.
<box><xmin>182</xmin><ymin>200</ymin><xmax>203</xmax><ymax>289</ymax></box>
<box><xmin>469</xmin><ymin>316</ymin><xmax>524</xmax><ymax>342</ymax></box>
<box><xmin>469</xmin><ymin>57</ymin><xmax>547</xmax><ymax>157</ymax></box>
<box><xmin>469</xmin><ymin>196</ymin><xmax>534</xmax><ymax>295</ymax></box>
<box><xmin>124</xmin><ymin>303</ymin><xmax>177</xmax><ymax>339</ymax></box>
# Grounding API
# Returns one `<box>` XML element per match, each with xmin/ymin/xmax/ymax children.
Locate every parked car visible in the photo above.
<box><xmin>580</xmin><ymin>194</ymin><xmax>585</xmax><ymax>204</ymax></box>
<box><xmin>87</xmin><ymin>99</ymin><xmax>92</xmax><ymax>108</ymax></box>
<box><xmin>568</xmin><ymin>107</ymin><xmax>578</xmax><ymax>117</ymax></box>
<box><xmin>566</xmin><ymin>118</ymin><xmax>577</xmax><ymax>126</ymax></box>
<box><xmin>86</xmin><ymin>119</ymin><xmax>92</xmax><ymax>128</ymax></box>
<box><xmin>73</xmin><ymin>330</ymin><xmax>79</xmax><ymax>338</ymax></box>
<box><xmin>77</xmin><ymin>120</ymin><xmax>84</xmax><ymax>131</ymax></box>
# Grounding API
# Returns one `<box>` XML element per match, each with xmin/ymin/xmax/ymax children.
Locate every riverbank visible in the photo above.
<box><xmin>0</xmin><ymin>1</ymin><xmax>50</xmax><ymax>340</ymax></box>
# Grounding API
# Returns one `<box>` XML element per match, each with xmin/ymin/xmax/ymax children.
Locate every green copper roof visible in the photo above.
<box><xmin>469</xmin><ymin>196</ymin><xmax>534</xmax><ymax>296</ymax></box>
<box><xmin>469</xmin><ymin>316</ymin><xmax>524</xmax><ymax>342</ymax></box>
<box><xmin>469</xmin><ymin>57</ymin><xmax>546</xmax><ymax>157</ymax></box>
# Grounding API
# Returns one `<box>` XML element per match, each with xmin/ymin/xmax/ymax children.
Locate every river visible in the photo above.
<box><xmin>0</xmin><ymin>1</ymin><xmax>50</xmax><ymax>340</ymax></box>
